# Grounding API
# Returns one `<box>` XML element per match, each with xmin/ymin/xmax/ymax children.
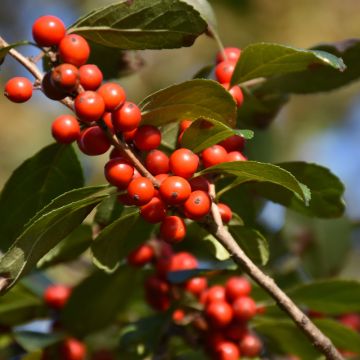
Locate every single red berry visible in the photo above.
<box><xmin>206</xmin><ymin>300</ymin><xmax>233</xmax><ymax>328</ymax></box>
<box><xmin>109</xmin><ymin>147</ymin><xmax>127</xmax><ymax>160</ymax></box>
<box><xmin>189</xmin><ymin>176</ymin><xmax>210</xmax><ymax>192</ymax></box>
<box><xmin>32</xmin><ymin>15</ymin><xmax>66</xmax><ymax>46</ymax></box>
<box><xmin>97</xmin><ymin>83</ymin><xmax>126</xmax><ymax>111</ymax></box>
<box><xmin>218</xmin><ymin>203</ymin><xmax>232</xmax><ymax>224</ymax></box>
<box><xmin>145</xmin><ymin>150</ymin><xmax>170</xmax><ymax>175</ymax></box>
<box><xmin>4</xmin><ymin>77</ymin><xmax>32</xmax><ymax>103</ymax></box>
<box><xmin>51</xmin><ymin>64</ymin><xmax>79</xmax><ymax>91</ymax></box>
<box><xmin>145</xmin><ymin>275</ymin><xmax>170</xmax><ymax>296</ymax></box>
<box><xmin>134</xmin><ymin>125</ymin><xmax>161</xmax><ymax>151</ymax></box>
<box><xmin>140</xmin><ymin>196</ymin><xmax>167</xmax><ymax>223</ymax></box>
<box><xmin>226</xmin><ymin>151</ymin><xmax>247</xmax><ymax>162</ymax></box>
<box><xmin>224</xmin><ymin>323</ymin><xmax>248</xmax><ymax>341</ymax></box>
<box><xmin>127</xmin><ymin>177</ymin><xmax>155</xmax><ymax>205</ymax></box>
<box><xmin>159</xmin><ymin>176</ymin><xmax>191</xmax><ymax>205</ymax></box>
<box><xmin>170</xmin><ymin>252</ymin><xmax>198</xmax><ymax>271</ymax></box>
<box><xmin>160</xmin><ymin>216</ymin><xmax>186</xmax><ymax>243</ymax></box>
<box><xmin>123</xmin><ymin>128</ymin><xmax>137</xmax><ymax>142</ymax></box>
<box><xmin>42</xmin><ymin>72</ymin><xmax>66</xmax><ymax>100</ymax></box>
<box><xmin>339</xmin><ymin>313</ymin><xmax>360</xmax><ymax>331</ymax></box>
<box><xmin>202</xmin><ymin>145</ymin><xmax>228</xmax><ymax>168</ymax></box>
<box><xmin>219</xmin><ymin>135</ymin><xmax>245</xmax><ymax>152</ymax></box>
<box><xmin>103</xmin><ymin>113</ymin><xmax>114</xmax><ymax>133</ymax></box>
<box><xmin>59</xmin><ymin>34</ymin><xmax>90</xmax><ymax>67</ymax></box>
<box><xmin>104</xmin><ymin>158</ymin><xmax>134</xmax><ymax>189</ymax></box>
<box><xmin>112</xmin><ymin>102</ymin><xmax>141</xmax><ymax>132</ymax></box>
<box><xmin>204</xmin><ymin>285</ymin><xmax>226</xmax><ymax>304</ymax></box>
<box><xmin>232</xmin><ymin>296</ymin><xmax>257</xmax><ymax>321</ymax></box>
<box><xmin>214</xmin><ymin>341</ymin><xmax>240</xmax><ymax>360</ymax></box>
<box><xmin>225</xmin><ymin>276</ymin><xmax>252</xmax><ymax>302</ymax></box>
<box><xmin>51</xmin><ymin>114</ymin><xmax>80</xmax><ymax>144</ymax></box>
<box><xmin>77</xmin><ymin>126</ymin><xmax>110</xmax><ymax>156</ymax></box>
<box><xmin>127</xmin><ymin>244</ymin><xmax>154</xmax><ymax>267</ymax></box>
<box><xmin>229</xmin><ymin>85</ymin><xmax>244</xmax><ymax>107</ymax></box>
<box><xmin>61</xmin><ymin>338</ymin><xmax>86</xmax><ymax>360</ymax></box>
<box><xmin>169</xmin><ymin>148</ymin><xmax>199</xmax><ymax>179</ymax></box>
<box><xmin>215</xmin><ymin>61</ymin><xmax>236</xmax><ymax>84</ymax></box>
<box><xmin>216</xmin><ymin>47</ymin><xmax>241</xmax><ymax>63</ymax></box>
<box><xmin>74</xmin><ymin>91</ymin><xmax>105</xmax><ymax>123</ymax></box>
<box><xmin>79</xmin><ymin>64</ymin><xmax>103</xmax><ymax>90</ymax></box>
<box><xmin>44</xmin><ymin>285</ymin><xmax>71</xmax><ymax>309</ymax></box>
<box><xmin>183</xmin><ymin>190</ymin><xmax>211</xmax><ymax>219</ymax></box>
<box><xmin>239</xmin><ymin>334</ymin><xmax>262</xmax><ymax>357</ymax></box>
<box><xmin>172</xmin><ymin>309</ymin><xmax>185</xmax><ymax>323</ymax></box>
<box><xmin>179</xmin><ymin>119</ymin><xmax>192</xmax><ymax>132</ymax></box>
<box><xmin>185</xmin><ymin>277</ymin><xmax>207</xmax><ymax>296</ymax></box>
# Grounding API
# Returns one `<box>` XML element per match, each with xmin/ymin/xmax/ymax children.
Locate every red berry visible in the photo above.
<box><xmin>169</xmin><ymin>148</ymin><xmax>199</xmax><ymax>179</ymax></box>
<box><xmin>123</xmin><ymin>128</ymin><xmax>137</xmax><ymax>142</ymax></box>
<box><xmin>112</xmin><ymin>102</ymin><xmax>141</xmax><ymax>132</ymax></box>
<box><xmin>183</xmin><ymin>190</ymin><xmax>211</xmax><ymax>219</ymax></box>
<box><xmin>219</xmin><ymin>135</ymin><xmax>245</xmax><ymax>152</ymax></box>
<box><xmin>44</xmin><ymin>285</ymin><xmax>71</xmax><ymax>309</ymax></box>
<box><xmin>239</xmin><ymin>334</ymin><xmax>262</xmax><ymax>357</ymax></box>
<box><xmin>42</xmin><ymin>72</ymin><xmax>66</xmax><ymax>100</ymax></box>
<box><xmin>97</xmin><ymin>83</ymin><xmax>126</xmax><ymax>111</ymax></box>
<box><xmin>214</xmin><ymin>341</ymin><xmax>240</xmax><ymax>360</ymax></box>
<box><xmin>218</xmin><ymin>203</ymin><xmax>232</xmax><ymax>224</ymax></box>
<box><xmin>204</xmin><ymin>285</ymin><xmax>226</xmax><ymax>304</ymax></box>
<box><xmin>160</xmin><ymin>216</ymin><xmax>186</xmax><ymax>244</ymax></box>
<box><xmin>79</xmin><ymin>64</ymin><xmax>103</xmax><ymax>90</ymax></box>
<box><xmin>145</xmin><ymin>150</ymin><xmax>170</xmax><ymax>175</ymax></box>
<box><xmin>51</xmin><ymin>114</ymin><xmax>80</xmax><ymax>144</ymax></box>
<box><xmin>229</xmin><ymin>85</ymin><xmax>244</xmax><ymax>107</ymax></box>
<box><xmin>170</xmin><ymin>252</ymin><xmax>198</xmax><ymax>271</ymax></box>
<box><xmin>226</xmin><ymin>151</ymin><xmax>247</xmax><ymax>162</ymax></box>
<box><xmin>185</xmin><ymin>277</ymin><xmax>207</xmax><ymax>296</ymax></box>
<box><xmin>104</xmin><ymin>158</ymin><xmax>134</xmax><ymax>189</ymax></box>
<box><xmin>145</xmin><ymin>275</ymin><xmax>170</xmax><ymax>296</ymax></box>
<box><xmin>179</xmin><ymin>119</ymin><xmax>192</xmax><ymax>132</ymax></box>
<box><xmin>127</xmin><ymin>177</ymin><xmax>155</xmax><ymax>205</ymax></box>
<box><xmin>59</xmin><ymin>34</ymin><xmax>90</xmax><ymax>67</ymax></box>
<box><xmin>103</xmin><ymin>113</ymin><xmax>114</xmax><ymax>133</ymax></box>
<box><xmin>134</xmin><ymin>125</ymin><xmax>161</xmax><ymax>151</ymax></box>
<box><xmin>339</xmin><ymin>313</ymin><xmax>360</xmax><ymax>331</ymax></box>
<box><xmin>127</xmin><ymin>244</ymin><xmax>154</xmax><ymax>267</ymax></box>
<box><xmin>202</xmin><ymin>145</ymin><xmax>227</xmax><ymax>168</ymax></box>
<box><xmin>51</xmin><ymin>64</ymin><xmax>79</xmax><ymax>91</ymax></box>
<box><xmin>215</xmin><ymin>61</ymin><xmax>236</xmax><ymax>84</ymax></box>
<box><xmin>32</xmin><ymin>15</ymin><xmax>65</xmax><ymax>47</ymax></box>
<box><xmin>140</xmin><ymin>196</ymin><xmax>167</xmax><ymax>223</ymax></box>
<box><xmin>159</xmin><ymin>176</ymin><xmax>191</xmax><ymax>205</ymax></box>
<box><xmin>172</xmin><ymin>309</ymin><xmax>185</xmax><ymax>323</ymax></box>
<box><xmin>225</xmin><ymin>276</ymin><xmax>252</xmax><ymax>302</ymax></box>
<box><xmin>189</xmin><ymin>176</ymin><xmax>210</xmax><ymax>192</ymax></box>
<box><xmin>232</xmin><ymin>296</ymin><xmax>257</xmax><ymax>321</ymax></box>
<box><xmin>206</xmin><ymin>300</ymin><xmax>233</xmax><ymax>328</ymax></box>
<box><xmin>77</xmin><ymin>126</ymin><xmax>110</xmax><ymax>156</ymax></box>
<box><xmin>224</xmin><ymin>323</ymin><xmax>248</xmax><ymax>341</ymax></box>
<box><xmin>109</xmin><ymin>147</ymin><xmax>126</xmax><ymax>160</ymax></box>
<box><xmin>74</xmin><ymin>91</ymin><xmax>105</xmax><ymax>123</ymax></box>
<box><xmin>216</xmin><ymin>47</ymin><xmax>241</xmax><ymax>63</ymax></box>
<box><xmin>4</xmin><ymin>77</ymin><xmax>32</xmax><ymax>103</ymax></box>
<box><xmin>61</xmin><ymin>338</ymin><xmax>86</xmax><ymax>360</ymax></box>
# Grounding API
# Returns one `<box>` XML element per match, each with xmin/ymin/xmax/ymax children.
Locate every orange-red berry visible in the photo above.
<box><xmin>219</xmin><ymin>135</ymin><xmax>245</xmax><ymax>152</ymax></box>
<box><xmin>134</xmin><ymin>125</ymin><xmax>161</xmax><ymax>151</ymax></box>
<box><xmin>205</xmin><ymin>300</ymin><xmax>233</xmax><ymax>328</ymax></box>
<box><xmin>61</xmin><ymin>338</ymin><xmax>86</xmax><ymax>360</ymax></box>
<box><xmin>239</xmin><ymin>334</ymin><xmax>262</xmax><ymax>357</ymax></box>
<box><xmin>74</xmin><ymin>91</ymin><xmax>105</xmax><ymax>123</ymax></box>
<box><xmin>77</xmin><ymin>126</ymin><xmax>110</xmax><ymax>156</ymax></box>
<box><xmin>140</xmin><ymin>196</ymin><xmax>167</xmax><ymax>223</ymax></box>
<box><xmin>32</xmin><ymin>15</ymin><xmax>66</xmax><ymax>47</ymax></box>
<box><xmin>51</xmin><ymin>114</ymin><xmax>80</xmax><ymax>144</ymax></box>
<box><xmin>232</xmin><ymin>296</ymin><xmax>257</xmax><ymax>321</ymax></box>
<box><xmin>44</xmin><ymin>285</ymin><xmax>71</xmax><ymax>310</ymax></box>
<box><xmin>226</xmin><ymin>151</ymin><xmax>247</xmax><ymax>162</ymax></box>
<box><xmin>214</xmin><ymin>341</ymin><xmax>240</xmax><ymax>360</ymax></box>
<box><xmin>127</xmin><ymin>177</ymin><xmax>155</xmax><ymax>205</ymax></box>
<box><xmin>183</xmin><ymin>190</ymin><xmax>211</xmax><ymax>219</ymax></box>
<box><xmin>218</xmin><ymin>203</ymin><xmax>232</xmax><ymax>224</ymax></box>
<box><xmin>4</xmin><ymin>77</ymin><xmax>32</xmax><ymax>103</ymax></box>
<box><xmin>104</xmin><ymin>158</ymin><xmax>134</xmax><ymax>189</ymax></box>
<box><xmin>59</xmin><ymin>34</ymin><xmax>90</xmax><ymax>67</ymax></box>
<box><xmin>185</xmin><ymin>277</ymin><xmax>207</xmax><ymax>296</ymax></box>
<box><xmin>51</xmin><ymin>64</ymin><xmax>79</xmax><ymax>91</ymax></box>
<box><xmin>145</xmin><ymin>150</ymin><xmax>170</xmax><ymax>175</ymax></box>
<box><xmin>160</xmin><ymin>216</ymin><xmax>186</xmax><ymax>243</ymax></box>
<box><xmin>79</xmin><ymin>64</ymin><xmax>103</xmax><ymax>90</ymax></box>
<box><xmin>97</xmin><ymin>83</ymin><xmax>126</xmax><ymax>112</ymax></box>
<box><xmin>112</xmin><ymin>102</ymin><xmax>141</xmax><ymax>132</ymax></box>
<box><xmin>225</xmin><ymin>276</ymin><xmax>252</xmax><ymax>302</ymax></box>
<box><xmin>169</xmin><ymin>252</ymin><xmax>198</xmax><ymax>271</ymax></box>
<box><xmin>127</xmin><ymin>244</ymin><xmax>154</xmax><ymax>267</ymax></box>
<box><xmin>202</xmin><ymin>145</ymin><xmax>228</xmax><ymax>168</ymax></box>
<box><xmin>216</xmin><ymin>47</ymin><xmax>241</xmax><ymax>63</ymax></box>
<box><xmin>169</xmin><ymin>148</ymin><xmax>199</xmax><ymax>179</ymax></box>
<box><xmin>215</xmin><ymin>61</ymin><xmax>236</xmax><ymax>84</ymax></box>
<box><xmin>159</xmin><ymin>176</ymin><xmax>191</xmax><ymax>205</ymax></box>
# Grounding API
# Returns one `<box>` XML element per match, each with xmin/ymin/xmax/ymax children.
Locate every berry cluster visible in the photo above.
<box><xmin>127</xmin><ymin>241</ymin><xmax>264</xmax><ymax>360</ymax></box>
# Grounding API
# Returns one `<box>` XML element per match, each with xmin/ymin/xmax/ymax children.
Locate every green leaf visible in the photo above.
<box><xmin>161</xmin><ymin>122</ymin><xmax>180</xmax><ymax>151</ymax></box>
<box><xmin>314</xmin><ymin>318</ymin><xmax>360</xmax><ymax>353</ymax></box>
<box><xmin>181</xmin><ymin>118</ymin><xmax>253</xmax><ymax>153</ymax></box>
<box><xmin>287</xmin><ymin>279</ymin><xmax>360</xmax><ymax>315</ymax></box>
<box><xmin>193</xmin><ymin>64</ymin><xmax>213</xmax><ymax>79</ymax></box>
<box><xmin>0</xmin><ymin>41</ymin><xmax>30</xmax><ymax>64</ymax></box>
<box><xmin>62</xmin><ymin>267</ymin><xmax>140</xmax><ymax>336</ymax></box>
<box><xmin>92</xmin><ymin>209</ymin><xmax>153</xmax><ymax>273</ymax></box>
<box><xmin>229</xmin><ymin>226</ymin><xmax>269</xmax><ymax>265</ymax></box>
<box><xmin>0</xmin><ymin>143</ymin><xmax>84</xmax><ymax>252</ymax></box>
<box><xmin>199</xmin><ymin>161</ymin><xmax>311</xmax><ymax>204</ymax></box>
<box><xmin>181</xmin><ymin>0</ymin><xmax>217</xmax><ymax>30</ymax></box>
<box><xmin>13</xmin><ymin>331</ymin><xmax>64</xmax><ymax>352</ymax></box>
<box><xmin>94</xmin><ymin>194</ymin><xmax>124</xmax><ymax>227</ymax></box>
<box><xmin>37</xmin><ymin>224</ymin><xmax>92</xmax><ymax>268</ymax></box>
<box><xmin>140</xmin><ymin>79</ymin><xmax>237</xmax><ymax>128</ymax></box>
<box><xmin>263</xmin><ymin>39</ymin><xmax>360</xmax><ymax>94</ymax></box>
<box><xmin>69</xmin><ymin>0</ymin><xmax>207</xmax><ymax>50</ymax></box>
<box><xmin>231</xmin><ymin>42</ymin><xmax>345</xmax><ymax>85</ymax></box>
<box><xmin>0</xmin><ymin>186</ymin><xmax>108</xmax><ymax>294</ymax></box>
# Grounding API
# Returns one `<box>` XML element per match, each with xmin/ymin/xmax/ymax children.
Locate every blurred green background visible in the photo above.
<box><xmin>1</xmin><ymin>0</ymin><xmax>359</xmax><ymax>280</ymax></box>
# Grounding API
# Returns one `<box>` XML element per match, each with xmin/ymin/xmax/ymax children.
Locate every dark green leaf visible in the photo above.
<box><xmin>182</xmin><ymin>0</ymin><xmax>217</xmax><ymax>30</ymax></box>
<box><xmin>161</xmin><ymin>122</ymin><xmax>180</xmax><ymax>151</ymax></box>
<box><xmin>193</xmin><ymin>65</ymin><xmax>213</xmax><ymax>79</ymax></box>
<box><xmin>37</xmin><ymin>224</ymin><xmax>92</xmax><ymax>268</ymax></box>
<box><xmin>69</xmin><ymin>0</ymin><xmax>207</xmax><ymax>50</ymax></box>
<box><xmin>13</xmin><ymin>331</ymin><xmax>64</xmax><ymax>352</ymax></box>
<box><xmin>229</xmin><ymin>226</ymin><xmax>269</xmax><ymax>265</ymax></box>
<box><xmin>0</xmin><ymin>143</ymin><xmax>84</xmax><ymax>252</ymax></box>
<box><xmin>231</xmin><ymin>42</ymin><xmax>345</xmax><ymax>85</ymax></box>
<box><xmin>140</xmin><ymin>79</ymin><xmax>237</xmax><ymax>128</ymax></box>
<box><xmin>199</xmin><ymin>161</ymin><xmax>311</xmax><ymax>204</ymax></box>
<box><xmin>92</xmin><ymin>209</ymin><xmax>153</xmax><ymax>273</ymax></box>
<box><xmin>0</xmin><ymin>41</ymin><xmax>30</xmax><ymax>64</ymax></box>
<box><xmin>62</xmin><ymin>267</ymin><xmax>140</xmax><ymax>336</ymax></box>
<box><xmin>0</xmin><ymin>186</ymin><xmax>108</xmax><ymax>294</ymax></box>
<box><xmin>181</xmin><ymin>118</ymin><xmax>253</xmax><ymax>153</ymax></box>
<box><xmin>263</xmin><ymin>39</ymin><xmax>360</xmax><ymax>94</ymax></box>
<box><xmin>287</xmin><ymin>279</ymin><xmax>360</xmax><ymax>315</ymax></box>
<box><xmin>94</xmin><ymin>194</ymin><xmax>124</xmax><ymax>227</ymax></box>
